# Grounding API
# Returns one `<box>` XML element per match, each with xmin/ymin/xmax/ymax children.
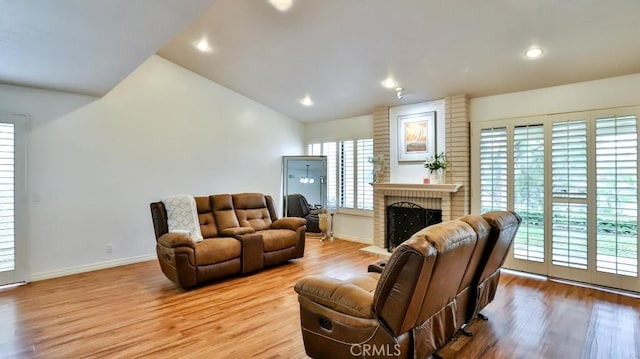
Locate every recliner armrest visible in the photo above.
<box><xmin>220</xmin><ymin>227</ymin><xmax>256</xmax><ymax>236</ymax></box>
<box><xmin>294</xmin><ymin>275</ymin><xmax>374</xmax><ymax>318</ymax></box>
<box><xmin>272</xmin><ymin>217</ymin><xmax>306</xmax><ymax>230</ymax></box>
<box><xmin>158</xmin><ymin>232</ymin><xmax>195</xmax><ymax>248</ymax></box>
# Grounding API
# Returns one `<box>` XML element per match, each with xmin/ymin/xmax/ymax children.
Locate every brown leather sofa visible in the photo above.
<box><xmin>150</xmin><ymin>193</ymin><xmax>306</xmax><ymax>288</ymax></box>
<box><xmin>294</xmin><ymin>211</ymin><xmax>521</xmax><ymax>359</ymax></box>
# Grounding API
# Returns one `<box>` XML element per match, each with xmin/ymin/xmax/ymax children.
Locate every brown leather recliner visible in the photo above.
<box><xmin>151</xmin><ymin>193</ymin><xmax>306</xmax><ymax>288</ymax></box>
<box><xmin>294</xmin><ymin>211</ymin><xmax>521</xmax><ymax>358</ymax></box>
<box><xmin>285</xmin><ymin>194</ymin><xmax>321</xmax><ymax>233</ymax></box>
<box><xmin>295</xmin><ymin>219</ymin><xmax>478</xmax><ymax>359</ymax></box>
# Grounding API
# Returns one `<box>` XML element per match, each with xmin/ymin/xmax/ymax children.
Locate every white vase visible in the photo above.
<box><xmin>430</xmin><ymin>168</ymin><xmax>444</xmax><ymax>184</ymax></box>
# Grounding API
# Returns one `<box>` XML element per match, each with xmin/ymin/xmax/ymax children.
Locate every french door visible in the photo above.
<box><xmin>473</xmin><ymin>106</ymin><xmax>640</xmax><ymax>292</ymax></box>
<box><xmin>0</xmin><ymin>113</ymin><xmax>27</xmax><ymax>286</ymax></box>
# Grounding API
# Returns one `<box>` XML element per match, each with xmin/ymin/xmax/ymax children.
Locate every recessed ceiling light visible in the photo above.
<box><xmin>300</xmin><ymin>95</ymin><xmax>313</xmax><ymax>107</ymax></box>
<box><xmin>269</xmin><ymin>0</ymin><xmax>293</xmax><ymax>12</ymax></box>
<box><xmin>381</xmin><ymin>77</ymin><xmax>398</xmax><ymax>89</ymax></box>
<box><xmin>524</xmin><ymin>47</ymin><xmax>543</xmax><ymax>59</ymax></box>
<box><xmin>194</xmin><ymin>39</ymin><xmax>212</xmax><ymax>53</ymax></box>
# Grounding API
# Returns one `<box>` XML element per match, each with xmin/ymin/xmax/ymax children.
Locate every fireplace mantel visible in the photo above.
<box><xmin>372</xmin><ymin>182</ymin><xmax>464</xmax><ymax>248</ymax></box>
<box><xmin>373</xmin><ymin>183</ymin><xmax>462</xmax><ymax>193</ymax></box>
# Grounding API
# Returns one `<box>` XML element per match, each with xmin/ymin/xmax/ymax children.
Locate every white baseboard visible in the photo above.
<box><xmin>29</xmin><ymin>254</ymin><xmax>156</xmax><ymax>282</ymax></box>
<box><xmin>334</xmin><ymin>233</ymin><xmax>373</xmax><ymax>244</ymax></box>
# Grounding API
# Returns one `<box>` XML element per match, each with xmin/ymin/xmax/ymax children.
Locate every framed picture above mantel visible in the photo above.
<box><xmin>397</xmin><ymin>111</ymin><xmax>436</xmax><ymax>162</ymax></box>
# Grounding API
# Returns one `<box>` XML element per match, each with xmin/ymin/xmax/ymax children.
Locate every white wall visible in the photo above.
<box><xmin>471</xmin><ymin>73</ymin><xmax>640</xmax><ymax>122</ymax></box>
<box><xmin>1</xmin><ymin>55</ymin><xmax>304</xmax><ymax>280</ymax></box>
<box><xmin>304</xmin><ymin>114</ymin><xmax>374</xmax><ymax>243</ymax></box>
<box><xmin>389</xmin><ymin>100</ymin><xmax>445</xmax><ymax>183</ymax></box>
<box><xmin>304</xmin><ymin>114</ymin><xmax>373</xmax><ymax>142</ymax></box>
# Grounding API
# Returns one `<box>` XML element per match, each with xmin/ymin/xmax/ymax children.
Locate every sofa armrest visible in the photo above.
<box><xmin>220</xmin><ymin>227</ymin><xmax>256</xmax><ymax>236</ymax></box>
<box><xmin>294</xmin><ymin>275</ymin><xmax>374</xmax><ymax>318</ymax></box>
<box><xmin>272</xmin><ymin>217</ymin><xmax>307</xmax><ymax>231</ymax></box>
<box><xmin>158</xmin><ymin>232</ymin><xmax>195</xmax><ymax>248</ymax></box>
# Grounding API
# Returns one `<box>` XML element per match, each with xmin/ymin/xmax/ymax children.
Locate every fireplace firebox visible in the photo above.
<box><xmin>386</xmin><ymin>202</ymin><xmax>442</xmax><ymax>251</ymax></box>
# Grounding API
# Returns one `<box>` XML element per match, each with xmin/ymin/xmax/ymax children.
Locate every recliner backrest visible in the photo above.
<box><xmin>195</xmin><ymin>196</ymin><xmax>218</xmax><ymax>238</ymax></box>
<box><xmin>471</xmin><ymin>211</ymin><xmax>521</xmax><ymax>318</ymax></box>
<box><xmin>285</xmin><ymin>194</ymin><xmax>311</xmax><ymax>218</ymax></box>
<box><xmin>372</xmin><ymin>220</ymin><xmax>478</xmax><ymax>337</ymax></box>
<box><xmin>211</xmin><ymin>194</ymin><xmax>240</xmax><ymax>231</ymax></box>
<box><xmin>372</xmin><ymin>235</ymin><xmax>437</xmax><ymax>336</ymax></box>
<box><xmin>478</xmin><ymin>211</ymin><xmax>522</xmax><ymax>284</ymax></box>
<box><xmin>413</xmin><ymin>220</ymin><xmax>478</xmax><ymax>325</ymax></box>
<box><xmin>233</xmin><ymin>193</ymin><xmax>273</xmax><ymax>230</ymax></box>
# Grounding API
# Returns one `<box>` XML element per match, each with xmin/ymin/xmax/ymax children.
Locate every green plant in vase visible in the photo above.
<box><xmin>424</xmin><ymin>152</ymin><xmax>449</xmax><ymax>184</ymax></box>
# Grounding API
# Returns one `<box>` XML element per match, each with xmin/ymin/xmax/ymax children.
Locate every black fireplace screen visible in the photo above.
<box><xmin>386</xmin><ymin>202</ymin><xmax>442</xmax><ymax>252</ymax></box>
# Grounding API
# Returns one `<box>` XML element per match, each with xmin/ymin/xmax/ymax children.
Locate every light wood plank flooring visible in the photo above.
<box><xmin>0</xmin><ymin>237</ymin><xmax>638</xmax><ymax>358</ymax></box>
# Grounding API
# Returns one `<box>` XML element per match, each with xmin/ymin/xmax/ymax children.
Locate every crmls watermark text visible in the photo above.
<box><xmin>349</xmin><ymin>344</ymin><xmax>401</xmax><ymax>357</ymax></box>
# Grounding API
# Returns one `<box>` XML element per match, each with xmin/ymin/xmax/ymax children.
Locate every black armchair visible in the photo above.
<box><xmin>285</xmin><ymin>194</ymin><xmax>321</xmax><ymax>233</ymax></box>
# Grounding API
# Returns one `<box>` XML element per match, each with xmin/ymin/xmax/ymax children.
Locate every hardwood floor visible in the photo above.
<box><xmin>1</xmin><ymin>237</ymin><xmax>638</xmax><ymax>359</ymax></box>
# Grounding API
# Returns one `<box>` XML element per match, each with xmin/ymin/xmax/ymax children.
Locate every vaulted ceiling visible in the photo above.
<box><xmin>3</xmin><ymin>0</ymin><xmax>640</xmax><ymax>122</ymax></box>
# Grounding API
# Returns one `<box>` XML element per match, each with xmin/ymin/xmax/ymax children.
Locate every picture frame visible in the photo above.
<box><xmin>397</xmin><ymin>111</ymin><xmax>436</xmax><ymax>162</ymax></box>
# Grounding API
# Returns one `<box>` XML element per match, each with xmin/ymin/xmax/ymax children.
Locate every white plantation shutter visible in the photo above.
<box><xmin>479</xmin><ymin>127</ymin><xmax>508</xmax><ymax>212</ymax></box>
<box><xmin>595</xmin><ymin>115</ymin><xmax>638</xmax><ymax>277</ymax></box>
<box><xmin>323</xmin><ymin>142</ymin><xmax>338</xmax><ymax>209</ymax></box>
<box><xmin>340</xmin><ymin>141</ymin><xmax>355</xmax><ymax>209</ymax></box>
<box><xmin>0</xmin><ymin>123</ymin><xmax>14</xmax><ymax>273</ymax></box>
<box><xmin>356</xmin><ymin>139</ymin><xmax>374</xmax><ymax>210</ymax></box>
<box><xmin>309</xmin><ymin>139</ymin><xmax>374</xmax><ymax>211</ymax></box>
<box><xmin>513</xmin><ymin>125</ymin><xmax>545</xmax><ymax>262</ymax></box>
<box><xmin>552</xmin><ymin>120</ymin><xmax>588</xmax><ymax>198</ymax></box>
<box><xmin>551</xmin><ymin>120</ymin><xmax>588</xmax><ymax>269</ymax></box>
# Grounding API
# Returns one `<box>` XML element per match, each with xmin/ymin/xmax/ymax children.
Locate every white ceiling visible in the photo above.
<box><xmin>158</xmin><ymin>0</ymin><xmax>640</xmax><ymax>122</ymax></box>
<box><xmin>2</xmin><ymin>1</ymin><xmax>640</xmax><ymax>123</ymax></box>
<box><xmin>0</xmin><ymin>0</ymin><xmax>216</xmax><ymax>96</ymax></box>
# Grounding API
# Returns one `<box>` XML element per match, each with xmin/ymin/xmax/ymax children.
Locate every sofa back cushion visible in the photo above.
<box><xmin>195</xmin><ymin>196</ymin><xmax>219</xmax><ymax>239</ymax></box>
<box><xmin>211</xmin><ymin>194</ymin><xmax>241</xmax><ymax>231</ymax></box>
<box><xmin>233</xmin><ymin>193</ymin><xmax>273</xmax><ymax>230</ymax></box>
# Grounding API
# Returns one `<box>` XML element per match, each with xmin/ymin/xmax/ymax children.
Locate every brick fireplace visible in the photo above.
<box><xmin>372</xmin><ymin>183</ymin><xmax>462</xmax><ymax>248</ymax></box>
<box><xmin>368</xmin><ymin>95</ymin><xmax>470</xmax><ymax>251</ymax></box>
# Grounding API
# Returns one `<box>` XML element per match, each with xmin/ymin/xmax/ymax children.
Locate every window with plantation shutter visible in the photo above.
<box><xmin>356</xmin><ymin>139</ymin><xmax>374</xmax><ymax>210</ymax></box>
<box><xmin>595</xmin><ymin>115</ymin><xmax>638</xmax><ymax>277</ymax></box>
<box><xmin>309</xmin><ymin>142</ymin><xmax>338</xmax><ymax>208</ymax></box>
<box><xmin>474</xmin><ymin>107</ymin><xmax>639</xmax><ymax>292</ymax></box>
<box><xmin>323</xmin><ymin>142</ymin><xmax>338</xmax><ymax>209</ymax></box>
<box><xmin>479</xmin><ymin>127</ymin><xmax>508</xmax><ymax>212</ymax></box>
<box><xmin>0</xmin><ymin>123</ymin><xmax>14</xmax><ymax>273</ymax></box>
<box><xmin>309</xmin><ymin>138</ymin><xmax>374</xmax><ymax>211</ymax></box>
<box><xmin>513</xmin><ymin>125</ymin><xmax>545</xmax><ymax>262</ymax></box>
<box><xmin>551</xmin><ymin>120</ymin><xmax>588</xmax><ymax>269</ymax></box>
<box><xmin>340</xmin><ymin>141</ymin><xmax>355</xmax><ymax>208</ymax></box>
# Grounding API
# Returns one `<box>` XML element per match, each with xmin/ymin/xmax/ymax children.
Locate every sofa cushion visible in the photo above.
<box><xmin>194</xmin><ymin>237</ymin><xmax>241</xmax><ymax>265</ymax></box>
<box><xmin>233</xmin><ymin>193</ymin><xmax>273</xmax><ymax>230</ymax></box>
<box><xmin>195</xmin><ymin>196</ymin><xmax>218</xmax><ymax>238</ymax></box>
<box><xmin>211</xmin><ymin>194</ymin><xmax>241</xmax><ymax>231</ymax></box>
<box><xmin>260</xmin><ymin>229</ymin><xmax>298</xmax><ymax>252</ymax></box>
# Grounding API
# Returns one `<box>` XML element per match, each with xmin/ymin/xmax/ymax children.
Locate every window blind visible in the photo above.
<box><xmin>340</xmin><ymin>141</ymin><xmax>355</xmax><ymax>209</ymax></box>
<box><xmin>356</xmin><ymin>139</ymin><xmax>374</xmax><ymax>210</ymax></box>
<box><xmin>323</xmin><ymin>142</ymin><xmax>338</xmax><ymax>209</ymax></box>
<box><xmin>0</xmin><ymin>123</ymin><xmax>15</xmax><ymax>273</ymax></box>
<box><xmin>551</xmin><ymin>120</ymin><xmax>588</xmax><ymax>269</ymax></box>
<box><xmin>513</xmin><ymin>125</ymin><xmax>545</xmax><ymax>262</ymax></box>
<box><xmin>595</xmin><ymin>115</ymin><xmax>638</xmax><ymax>277</ymax></box>
<box><xmin>479</xmin><ymin>127</ymin><xmax>508</xmax><ymax>212</ymax></box>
